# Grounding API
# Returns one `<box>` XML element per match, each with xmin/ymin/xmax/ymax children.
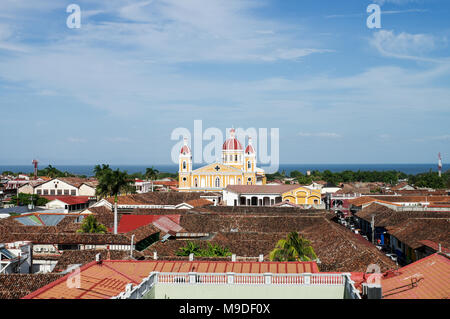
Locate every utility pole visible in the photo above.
<box><xmin>371</xmin><ymin>214</ymin><xmax>375</xmax><ymax>245</ymax></box>
<box><xmin>438</xmin><ymin>153</ymin><xmax>442</xmax><ymax>178</ymax></box>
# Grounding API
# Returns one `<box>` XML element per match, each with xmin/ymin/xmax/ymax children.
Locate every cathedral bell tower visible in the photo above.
<box><xmin>244</xmin><ymin>137</ymin><xmax>256</xmax><ymax>173</ymax></box>
<box><xmin>179</xmin><ymin>137</ymin><xmax>192</xmax><ymax>189</ymax></box>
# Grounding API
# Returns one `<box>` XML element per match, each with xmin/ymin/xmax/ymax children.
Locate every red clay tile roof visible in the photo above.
<box><xmin>386</xmin><ymin>218</ymin><xmax>450</xmax><ymax>249</ymax></box>
<box><xmin>43</xmin><ymin>196</ymin><xmax>91</xmax><ymax>205</ymax></box>
<box><xmin>382</xmin><ymin>253</ymin><xmax>450</xmax><ymax>299</ymax></box>
<box><xmin>184</xmin><ymin>198</ymin><xmax>212</xmax><ymax>208</ymax></box>
<box><xmin>24</xmin><ymin>260</ymin><xmax>319</xmax><ymax>299</ymax></box>
<box><xmin>105</xmin><ymin>192</ymin><xmax>214</xmax><ymax>206</ymax></box>
<box><xmin>0</xmin><ymin>274</ymin><xmax>64</xmax><ymax>299</ymax></box>
<box><xmin>417</xmin><ymin>240</ymin><xmax>450</xmax><ymax>254</ymax></box>
<box><xmin>52</xmin><ymin>250</ymin><xmax>140</xmax><ymax>272</ymax></box>
<box><xmin>116</xmin><ymin>215</ymin><xmax>178</xmax><ymax>233</ymax></box>
<box><xmin>147</xmin><ymin>210</ymin><xmax>395</xmax><ymax>272</ymax></box>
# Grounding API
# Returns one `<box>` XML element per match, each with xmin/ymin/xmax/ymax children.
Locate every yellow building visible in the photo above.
<box><xmin>223</xmin><ymin>184</ymin><xmax>321</xmax><ymax>206</ymax></box>
<box><xmin>178</xmin><ymin>128</ymin><xmax>266</xmax><ymax>192</ymax></box>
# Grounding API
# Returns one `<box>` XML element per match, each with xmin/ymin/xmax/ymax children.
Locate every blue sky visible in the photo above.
<box><xmin>0</xmin><ymin>0</ymin><xmax>449</xmax><ymax>165</ymax></box>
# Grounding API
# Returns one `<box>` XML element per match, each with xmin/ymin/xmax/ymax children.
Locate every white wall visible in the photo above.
<box><xmin>79</xmin><ymin>184</ymin><xmax>96</xmax><ymax>196</ymax></box>
<box><xmin>35</xmin><ymin>179</ymin><xmax>78</xmax><ymax>196</ymax></box>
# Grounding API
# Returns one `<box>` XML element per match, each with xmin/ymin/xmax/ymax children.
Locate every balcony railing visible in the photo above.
<box><xmin>112</xmin><ymin>272</ymin><xmax>361</xmax><ymax>299</ymax></box>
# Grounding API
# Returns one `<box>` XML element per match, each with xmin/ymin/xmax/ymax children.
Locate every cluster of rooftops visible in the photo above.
<box><xmin>0</xmin><ymin>182</ymin><xmax>448</xmax><ymax>299</ymax></box>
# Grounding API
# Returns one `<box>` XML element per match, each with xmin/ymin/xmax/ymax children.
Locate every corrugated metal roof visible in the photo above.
<box><xmin>16</xmin><ymin>216</ymin><xmax>43</xmax><ymax>226</ymax></box>
<box><xmin>39</xmin><ymin>214</ymin><xmax>66</xmax><ymax>226</ymax></box>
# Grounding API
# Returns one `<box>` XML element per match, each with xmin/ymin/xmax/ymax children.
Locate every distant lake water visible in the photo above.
<box><xmin>0</xmin><ymin>163</ymin><xmax>445</xmax><ymax>176</ymax></box>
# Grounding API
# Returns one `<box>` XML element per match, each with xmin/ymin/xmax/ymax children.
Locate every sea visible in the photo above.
<box><xmin>0</xmin><ymin>164</ymin><xmax>445</xmax><ymax>177</ymax></box>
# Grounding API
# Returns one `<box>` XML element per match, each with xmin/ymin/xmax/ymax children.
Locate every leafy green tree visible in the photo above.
<box><xmin>145</xmin><ymin>166</ymin><xmax>160</xmax><ymax>180</ymax></box>
<box><xmin>176</xmin><ymin>241</ymin><xmax>232</xmax><ymax>257</ymax></box>
<box><xmin>176</xmin><ymin>241</ymin><xmax>202</xmax><ymax>256</ymax></box>
<box><xmin>38</xmin><ymin>165</ymin><xmax>75</xmax><ymax>178</ymax></box>
<box><xmin>269</xmin><ymin>232</ymin><xmax>317</xmax><ymax>262</ymax></box>
<box><xmin>95</xmin><ymin>165</ymin><xmax>133</xmax><ymax>234</ymax></box>
<box><xmin>77</xmin><ymin>215</ymin><xmax>107</xmax><ymax>234</ymax></box>
<box><xmin>9</xmin><ymin>193</ymin><xmax>48</xmax><ymax>206</ymax></box>
<box><xmin>93</xmin><ymin>164</ymin><xmax>111</xmax><ymax>179</ymax></box>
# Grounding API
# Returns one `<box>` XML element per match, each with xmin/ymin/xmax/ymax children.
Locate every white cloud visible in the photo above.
<box><xmin>106</xmin><ymin>137</ymin><xmax>132</xmax><ymax>143</ymax></box>
<box><xmin>67</xmin><ymin>137</ymin><xmax>87</xmax><ymax>143</ymax></box>
<box><xmin>298</xmin><ymin>132</ymin><xmax>341</xmax><ymax>138</ymax></box>
<box><xmin>371</xmin><ymin>30</ymin><xmax>438</xmax><ymax>62</ymax></box>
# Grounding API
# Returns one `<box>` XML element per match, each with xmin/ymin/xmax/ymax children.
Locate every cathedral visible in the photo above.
<box><xmin>178</xmin><ymin>128</ymin><xmax>266</xmax><ymax>191</ymax></box>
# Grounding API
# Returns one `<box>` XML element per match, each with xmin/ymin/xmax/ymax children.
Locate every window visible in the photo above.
<box><xmin>43</xmin><ymin>189</ymin><xmax>48</xmax><ymax>195</ymax></box>
<box><xmin>238</xmin><ymin>178</ymin><xmax>241</xmax><ymax>184</ymax></box>
<box><xmin>50</xmin><ymin>189</ymin><xmax>55</xmax><ymax>195</ymax></box>
<box><xmin>215</xmin><ymin>177</ymin><xmax>220</xmax><ymax>188</ymax></box>
<box><xmin>71</xmin><ymin>190</ymin><xmax>76</xmax><ymax>196</ymax></box>
<box><xmin>36</xmin><ymin>190</ymin><xmax>42</xmax><ymax>195</ymax></box>
<box><xmin>235</xmin><ymin>155</ymin><xmax>238</xmax><ymax>161</ymax></box>
<box><xmin>182</xmin><ymin>177</ymin><xmax>187</xmax><ymax>182</ymax></box>
<box><xmin>194</xmin><ymin>178</ymin><xmax>198</xmax><ymax>187</ymax></box>
<box><xmin>57</xmin><ymin>189</ymin><xmax>62</xmax><ymax>195</ymax></box>
<box><xmin>64</xmin><ymin>189</ymin><xmax>69</xmax><ymax>195</ymax></box>
<box><xmin>247</xmin><ymin>161</ymin><xmax>251</xmax><ymax>169</ymax></box>
<box><xmin>183</xmin><ymin>161</ymin><xmax>186</xmax><ymax>170</ymax></box>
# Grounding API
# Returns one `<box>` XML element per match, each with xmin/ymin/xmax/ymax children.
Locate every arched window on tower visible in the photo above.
<box><xmin>215</xmin><ymin>177</ymin><xmax>220</xmax><ymax>188</ymax></box>
<box><xmin>247</xmin><ymin>161</ymin><xmax>251</xmax><ymax>169</ymax></box>
<box><xmin>235</xmin><ymin>155</ymin><xmax>238</xmax><ymax>161</ymax></box>
<box><xmin>194</xmin><ymin>178</ymin><xmax>198</xmax><ymax>187</ymax></box>
<box><xmin>183</xmin><ymin>161</ymin><xmax>186</xmax><ymax>170</ymax></box>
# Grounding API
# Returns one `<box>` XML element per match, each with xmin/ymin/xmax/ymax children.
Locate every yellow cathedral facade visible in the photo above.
<box><xmin>178</xmin><ymin>128</ymin><xmax>266</xmax><ymax>192</ymax></box>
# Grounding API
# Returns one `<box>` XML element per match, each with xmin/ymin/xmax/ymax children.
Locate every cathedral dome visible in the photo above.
<box><xmin>222</xmin><ymin>128</ymin><xmax>243</xmax><ymax>150</ymax></box>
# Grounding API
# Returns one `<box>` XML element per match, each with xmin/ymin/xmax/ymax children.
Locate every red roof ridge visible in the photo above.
<box><xmin>22</xmin><ymin>261</ymin><xmax>98</xmax><ymax>299</ymax></box>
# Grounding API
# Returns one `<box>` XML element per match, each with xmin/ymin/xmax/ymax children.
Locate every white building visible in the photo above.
<box><xmin>20</xmin><ymin>177</ymin><xmax>98</xmax><ymax>197</ymax></box>
<box><xmin>0</xmin><ymin>241</ymin><xmax>32</xmax><ymax>274</ymax></box>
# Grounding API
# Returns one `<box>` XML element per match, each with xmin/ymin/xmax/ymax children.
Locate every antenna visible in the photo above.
<box><xmin>32</xmin><ymin>159</ymin><xmax>39</xmax><ymax>180</ymax></box>
<box><xmin>438</xmin><ymin>152</ymin><xmax>442</xmax><ymax>178</ymax></box>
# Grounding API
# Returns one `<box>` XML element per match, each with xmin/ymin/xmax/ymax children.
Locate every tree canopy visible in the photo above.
<box><xmin>95</xmin><ymin>164</ymin><xmax>135</xmax><ymax>200</ymax></box>
<box><xmin>266</xmin><ymin>169</ymin><xmax>450</xmax><ymax>189</ymax></box>
<box><xmin>176</xmin><ymin>241</ymin><xmax>232</xmax><ymax>257</ymax></box>
<box><xmin>269</xmin><ymin>232</ymin><xmax>317</xmax><ymax>262</ymax></box>
<box><xmin>77</xmin><ymin>215</ymin><xmax>108</xmax><ymax>234</ymax></box>
<box><xmin>9</xmin><ymin>193</ymin><xmax>49</xmax><ymax>206</ymax></box>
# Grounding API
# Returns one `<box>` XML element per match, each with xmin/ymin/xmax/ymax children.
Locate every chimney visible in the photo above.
<box><xmin>189</xmin><ymin>253</ymin><xmax>194</xmax><ymax>261</ymax></box>
<box><xmin>95</xmin><ymin>253</ymin><xmax>102</xmax><ymax>264</ymax></box>
<box><xmin>231</xmin><ymin>254</ymin><xmax>236</xmax><ymax>262</ymax></box>
<box><xmin>153</xmin><ymin>251</ymin><xmax>158</xmax><ymax>260</ymax></box>
<box><xmin>125</xmin><ymin>283</ymin><xmax>133</xmax><ymax>293</ymax></box>
<box><xmin>258</xmin><ymin>254</ymin><xmax>264</xmax><ymax>262</ymax></box>
<box><xmin>438</xmin><ymin>243</ymin><xmax>442</xmax><ymax>253</ymax></box>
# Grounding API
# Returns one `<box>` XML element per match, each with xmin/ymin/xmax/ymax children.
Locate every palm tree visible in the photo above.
<box><xmin>93</xmin><ymin>164</ymin><xmax>110</xmax><ymax>178</ymax></box>
<box><xmin>269</xmin><ymin>231</ymin><xmax>317</xmax><ymax>262</ymax></box>
<box><xmin>176</xmin><ymin>241</ymin><xmax>201</xmax><ymax>256</ymax></box>
<box><xmin>77</xmin><ymin>215</ymin><xmax>107</xmax><ymax>234</ymax></box>
<box><xmin>96</xmin><ymin>167</ymin><xmax>130</xmax><ymax>234</ymax></box>
<box><xmin>145</xmin><ymin>167</ymin><xmax>159</xmax><ymax>192</ymax></box>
